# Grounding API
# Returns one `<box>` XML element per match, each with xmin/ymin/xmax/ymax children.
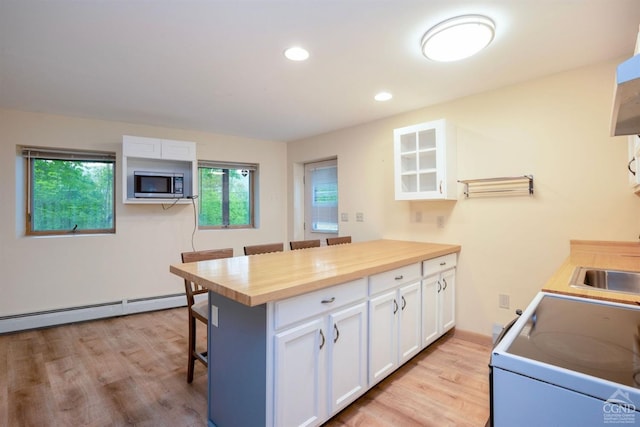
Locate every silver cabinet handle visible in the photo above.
<box><xmin>401</xmin><ymin>296</ymin><xmax>407</xmax><ymax>311</ymax></box>
<box><xmin>321</xmin><ymin>297</ymin><xmax>335</xmax><ymax>304</ymax></box>
<box><xmin>437</xmin><ymin>281</ymin><xmax>442</xmax><ymax>293</ymax></box>
<box><xmin>439</xmin><ymin>262</ymin><xmax>446</xmax><ymax>266</ymax></box>
<box><xmin>319</xmin><ymin>329</ymin><xmax>325</xmax><ymax>350</ymax></box>
<box><xmin>333</xmin><ymin>324</ymin><xmax>340</xmax><ymax>343</ymax></box>
<box><xmin>393</xmin><ymin>299</ymin><xmax>398</xmax><ymax>314</ymax></box>
<box><xmin>394</xmin><ymin>275</ymin><xmax>404</xmax><ymax>280</ymax></box>
<box><xmin>442</xmin><ymin>278</ymin><xmax>448</xmax><ymax>291</ymax></box>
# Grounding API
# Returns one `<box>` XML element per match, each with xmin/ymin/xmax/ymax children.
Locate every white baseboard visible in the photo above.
<box><xmin>0</xmin><ymin>294</ymin><xmax>187</xmax><ymax>334</ymax></box>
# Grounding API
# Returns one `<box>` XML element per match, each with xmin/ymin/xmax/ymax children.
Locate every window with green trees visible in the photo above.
<box><xmin>198</xmin><ymin>161</ymin><xmax>257</xmax><ymax>228</ymax></box>
<box><xmin>23</xmin><ymin>147</ymin><xmax>115</xmax><ymax>235</ymax></box>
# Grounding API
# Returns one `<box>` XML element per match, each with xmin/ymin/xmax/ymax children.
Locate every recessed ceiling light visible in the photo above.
<box><xmin>421</xmin><ymin>15</ymin><xmax>495</xmax><ymax>62</ymax></box>
<box><xmin>374</xmin><ymin>92</ymin><xmax>393</xmax><ymax>102</ymax></box>
<box><xmin>284</xmin><ymin>46</ymin><xmax>310</xmax><ymax>61</ymax></box>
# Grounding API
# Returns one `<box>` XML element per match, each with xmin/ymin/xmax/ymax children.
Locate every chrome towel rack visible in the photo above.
<box><xmin>458</xmin><ymin>175</ymin><xmax>534</xmax><ymax>198</ymax></box>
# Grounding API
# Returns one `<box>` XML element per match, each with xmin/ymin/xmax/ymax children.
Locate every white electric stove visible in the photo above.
<box><xmin>490</xmin><ymin>292</ymin><xmax>640</xmax><ymax>426</ymax></box>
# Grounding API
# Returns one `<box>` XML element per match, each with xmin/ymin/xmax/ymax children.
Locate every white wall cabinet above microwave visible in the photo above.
<box><xmin>123</xmin><ymin>135</ymin><xmax>196</xmax><ymax>161</ymax></box>
<box><xmin>122</xmin><ymin>135</ymin><xmax>197</xmax><ymax>204</ymax></box>
<box><xmin>393</xmin><ymin>119</ymin><xmax>457</xmax><ymax>200</ymax></box>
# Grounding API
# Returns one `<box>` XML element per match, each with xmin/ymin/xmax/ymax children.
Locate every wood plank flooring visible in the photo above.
<box><xmin>0</xmin><ymin>308</ymin><xmax>491</xmax><ymax>427</ymax></box>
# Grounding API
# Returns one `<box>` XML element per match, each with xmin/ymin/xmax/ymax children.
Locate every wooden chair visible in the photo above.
<box><xmin>181</xmin><ymin>248</ymin><xmax>233</xmax><ymax>383</ymax></box>
<box><xmin>326</xmin><ymin>236</ymin><xmax>352</xmax><ymax>246</ymax></box>
<box><xmin>290</xmin><ymin>239</ymin><xmax>321</xmax><ymax>250</ymax></box>
<box><xmin>244</xmin><ymin>242</ymin><xmax>284</xmax><ymax>255</ymax></box>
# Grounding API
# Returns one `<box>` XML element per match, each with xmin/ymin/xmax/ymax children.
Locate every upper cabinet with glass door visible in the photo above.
<box><xmin>393</xmin><ymin>119</ymin><xmax>457</xmax><ymax>200</ymax></box>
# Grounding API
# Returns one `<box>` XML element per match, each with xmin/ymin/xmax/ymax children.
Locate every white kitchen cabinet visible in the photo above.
<box><xmin>272</xmin><ymin>279</ymin><xmax>367</xmax><ymax>427</ymax></box>
<box><xmin>368</xmin><ymin>280</ymin><xmax>422</xmax><ymax>385</ymax></box>
<box><xmin>422</xmin><ymin>254</ymin><xmax>457</xmax><ymax>348</ymax></box>
<box><xmin>393</xmin><ymin>119</ymin><xmax>457</xmax><ymax>200</ymax></box>
<box><xmin>123</xmin><ymin>135</ymin><xmax>196</xmax><ymax>161</ymax></box>
<box><xmin>274</xmin><ymin>318</ymin><xmax>326</xmax><ymax>427</ymax></box>
<box><xmin>122</xmin><ymin>135</ymin><xmax>197</xmax><ymax>204</ymax></box>
<box><xmin>328</xmin><ymin>302</ymin><xmax>367</xmax><ymax>414</ymax></box>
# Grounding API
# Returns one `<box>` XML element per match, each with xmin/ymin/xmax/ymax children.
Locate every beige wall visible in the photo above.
<box><xmin>288</xmin><ymin>58</ymin><xmax>640</xmax><ymax>335</ymax></box>
<box><xmin>0</xmin><ymin>110</ymin><xmax>287</xmax><ymax>316</ymax></box>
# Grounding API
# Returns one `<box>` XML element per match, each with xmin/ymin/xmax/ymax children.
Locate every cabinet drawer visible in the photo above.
<box><xmin>274</xmin><ymin>278</ymin><xmax>366</xmax><ymax>330</ymax></box>
<box><xmin>368</xmin><ymin>263</ymin><xmax>421</xmax><ymax>295</ymax></box>
<box><xmin>423</xmin><ymin>253</ymin><xmax>457</xmax><ymax>276</ymax></box>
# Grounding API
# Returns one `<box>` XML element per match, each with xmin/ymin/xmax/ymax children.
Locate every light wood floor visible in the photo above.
<box><xmin>0</xmin><ymin>308</ymin><xmax>492</xmax><ymax>427</ymax></box>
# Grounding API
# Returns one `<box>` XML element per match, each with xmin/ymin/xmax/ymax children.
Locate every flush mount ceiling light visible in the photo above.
<box><xmin>284</xmin><ymin>46</ymin><xmax>310</xmax><ymax>61</ymax></box>
<box><xmin>374</xmin><ymin>92</ymin><xmax>393</xmax><ymax>102</ymax></box>
<box><xmin>421</xmin><ymin>15</ymin><xmax>495</xmax><ymax>62</ymax></box>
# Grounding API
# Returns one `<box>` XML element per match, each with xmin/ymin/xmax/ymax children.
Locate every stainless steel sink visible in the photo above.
<box><xmin>570</xmin><ymin>267</ymin><xmax>640</xmax><ymax>295</ymax></box>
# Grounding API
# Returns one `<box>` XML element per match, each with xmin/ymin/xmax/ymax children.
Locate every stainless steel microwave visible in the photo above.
<box><xmin>134</xmin><ymin>171</ymin><xmax>184</xmax><ymax>198</ymax></box>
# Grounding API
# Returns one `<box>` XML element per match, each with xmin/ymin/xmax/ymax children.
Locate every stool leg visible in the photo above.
<box><xmin>187</xmin><ymin>313</ymin><xmax>196</xmax><ymax>383</ymax></box>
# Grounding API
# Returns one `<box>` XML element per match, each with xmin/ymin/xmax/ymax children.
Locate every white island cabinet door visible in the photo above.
<box><xmin>368</xmin><ymin>290</ymin><xmax>398</xmax><ymax>385</ymax></box>
<box><xmin>398</xmin><ymin>281</ymin><xmax>422</xmax><ymax>364</ymax></box>
<box><xmin>328</xmin><ymin>302</ymin><xmax>368</xmax><ymax>414</ymax></box>
<box><xmin>274</xmin><ymin>318</ymin><xmax>326</xmax><ymax>427</ymax></box>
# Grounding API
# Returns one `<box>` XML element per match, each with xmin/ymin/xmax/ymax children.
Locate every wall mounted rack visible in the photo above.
<box><xmin>458</xmin><ymin>175</ymin><xmax>534</xmax><ymax>198</ymax></box>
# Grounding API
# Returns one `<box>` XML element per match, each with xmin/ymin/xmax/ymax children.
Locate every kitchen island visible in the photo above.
<box><xmin>170</xmin><ymin>239</ymin><xmax>460</xmax><ymax>427</ymax></box>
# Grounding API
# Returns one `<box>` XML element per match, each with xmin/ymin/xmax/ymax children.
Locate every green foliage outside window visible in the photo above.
<box><xmin>31</xmin><ymin>159</ymin><xmax>114</xmax><ymax>233</ymax></box>
<box><xmin>198</xmin><ymin>166</ymin><xmax>253</xmax><ymax>228</ymax></box>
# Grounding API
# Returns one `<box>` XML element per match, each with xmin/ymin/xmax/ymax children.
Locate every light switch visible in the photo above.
<box><xmin>341</xmin><ymin>212</ymin><xmax>349</xmax><ymax>222</ymax></box>
<box><xmin>356</xmin><ymin>212</ymin><xmax>364</xmax><ymax>222</ymax></box>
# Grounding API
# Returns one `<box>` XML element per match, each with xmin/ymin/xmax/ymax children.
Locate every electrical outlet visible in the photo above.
<box><xmin>415</xmin><ymin>212</ymin><xmax>422</xmax><ymax>222</ymax></box>
<box><xmin>436</xmin><ymin>216</ymin><xmax>445</xmax><ymax>228</ymax></box>
<box><xmin>340</xmin><ymin>212</ymin><xmax>349</xmax><ymax>222</ymax></box>
<box><xmin>211</xmin><ymin>304</ymin><xmax>219</xmax><ymax>327</ymax></box>
<box><xmin>356</xmin><ymin>212</ymin><xmax>364</xmax><ymax>222</ymax></box>
<box><xmin>499</xmin><ymin>294</ymin><xmax>510</xmax><ymax>309</ymax></box>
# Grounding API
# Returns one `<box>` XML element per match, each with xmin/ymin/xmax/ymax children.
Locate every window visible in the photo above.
<box><xmin>198</xmin><ymin>161</ymin><xmax>257</xmax><ymax>229</ymax></box>
<box><xmin>305</xmin><ymin>159</ymin><xmax>338</xmax><ymax>235</ymax></box>
<box><xmin>22</xmin><ymin>147</ymin><xmax>116</xmax><ymax>235</ymax></box>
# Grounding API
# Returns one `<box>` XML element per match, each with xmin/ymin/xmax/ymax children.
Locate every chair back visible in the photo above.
<box><xmin>244</xmin><ymin>242</ymin><xmax>284</xmax><ymax>255</ymax></box>
<box><xmin>181</xmin><ymin>248</ymin><xmax>233</xmax><ymax>306</ymax></box>
<box><xmin>326</xmin><ymin>236</ymin><xmax>352</xmax><ymax>246</ymax></box>
<box><xmin>290</xmin><ymin>239</ymin><xmax>321</xmax><ymax>250</ymax></box>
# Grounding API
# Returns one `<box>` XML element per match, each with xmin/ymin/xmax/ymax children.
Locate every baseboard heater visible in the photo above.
<box><xmin>0</xmin><ymin>293</ymin><xmax>188</xmax><ymax>334</ymax></box>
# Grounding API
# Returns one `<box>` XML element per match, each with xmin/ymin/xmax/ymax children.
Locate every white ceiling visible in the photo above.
<box><xmin>1</xmin><ymin>0</ymin><xmax>639</xmax><ymax>142</ymax></box>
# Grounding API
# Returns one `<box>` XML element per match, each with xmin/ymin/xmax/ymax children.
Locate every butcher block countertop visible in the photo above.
<box><xmin>170</xmin><ymin>239</ymin><xmax>460</xmax><ymax>307</ymax></box>
<box><xmin>542</xmin><ymin>240</ymin><xmax>640</xmax><ymax>305</ymax></box>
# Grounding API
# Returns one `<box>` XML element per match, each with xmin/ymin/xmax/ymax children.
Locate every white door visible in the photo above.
<box><xmin>398</xmin><ymin>281</ymin><xmax>422</xmax><ymax>363</ymax></box>
<box><xmin>368</xmin><ymin>290</ymin><xmax>398</xmax><ymax>385</ymax></box>
<box><xmin>274</xmin><ymin>318</ymin><xmax>326</xmax><ymax>427</ymax></box>
<box><xmin>328</xmin><ymin>302</ymin><xmax>367</xmax><ymax>414</ymax></box>
<box><xmin>422</xmin><ymin>274</ymin><xmax>440</xmax><ymax>348</ymax></box>
<box><xmin>440</xmin><ymin>268</ymin><xmax>456</xmax><ymax>333</ymax></box>
<box><xmin>304</xmin><ymin>159</ymin><xmax>338</xmax><ymax>242</ymax></box>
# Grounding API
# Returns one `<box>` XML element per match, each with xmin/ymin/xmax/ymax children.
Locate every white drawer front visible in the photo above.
<box><xmin>274</xmin><ymin>278</ymin><xmax>367</xmax><ymax>330</ymax></box>
<box><xmin>368</xmin><ymin>263</ymin><xmax>421</xmax><ymax>296</ymax></box>
<box><xmin>422</xmin><ymin>253</ymin><xmax>457</xmax><ymax>276</ymax></box>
